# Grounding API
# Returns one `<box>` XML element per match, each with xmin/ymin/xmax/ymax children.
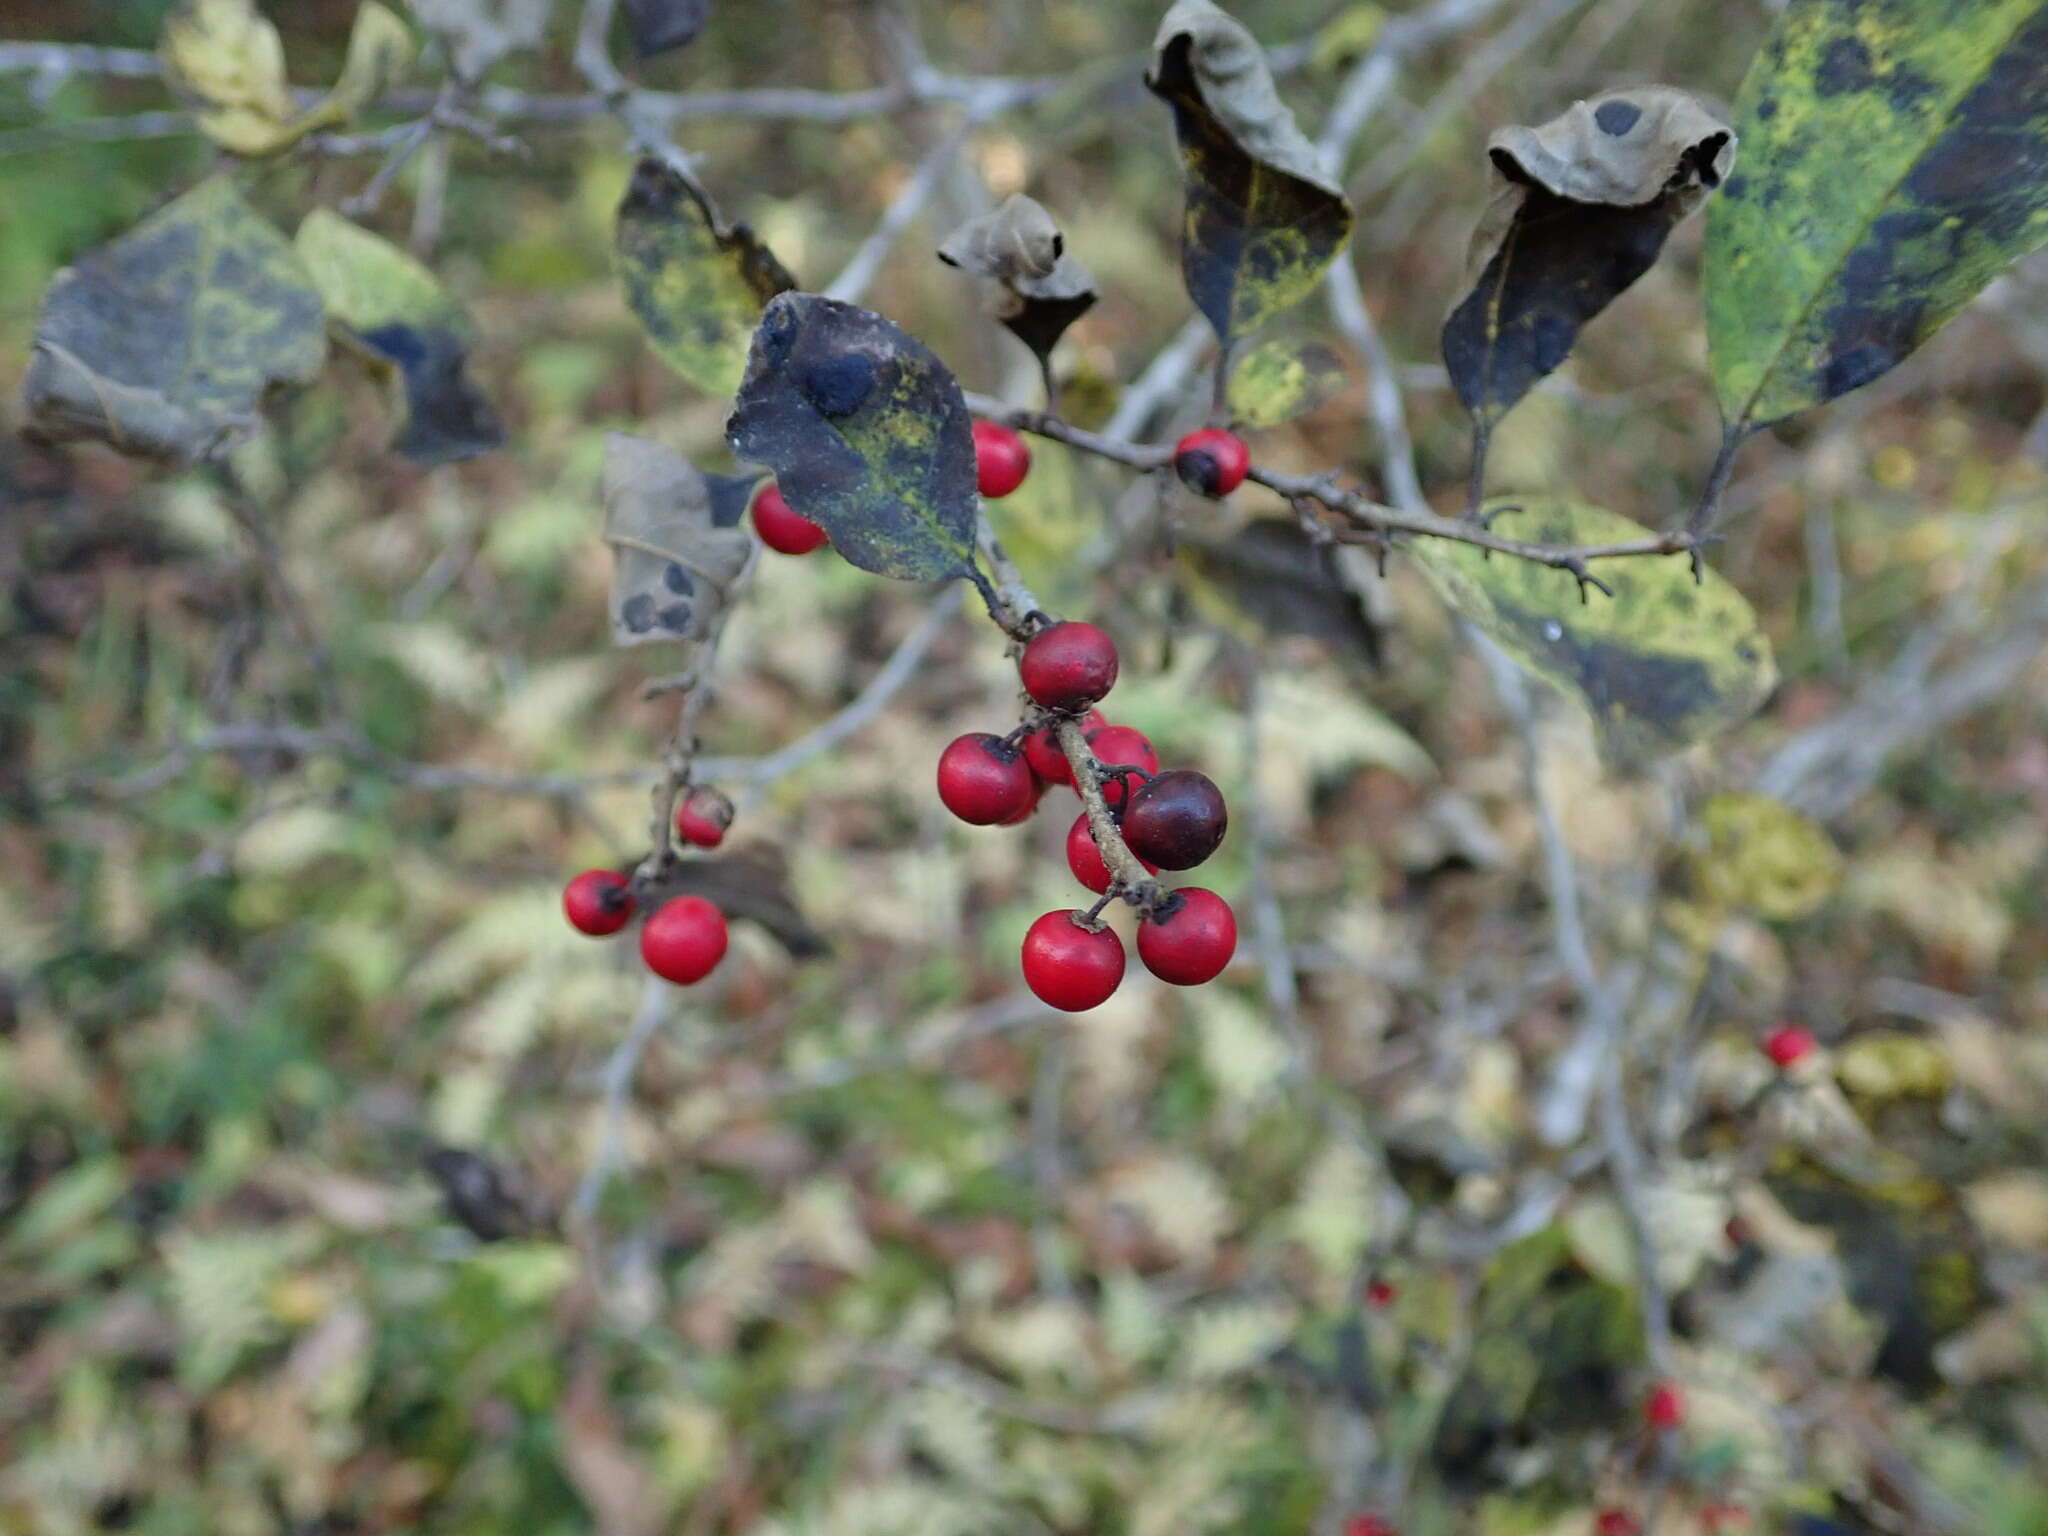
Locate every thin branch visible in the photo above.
<box><xmin>568</xmin><ymin>975</ymin><xmax>674</xmax><ymax>1229</ymax></box>
<box><xmin>823</xmin><ymin>114</ymin><xmax>980</xmax><ymax>304</ymax></box>
<box><xmin>1054</xmin><ymin>716</ymin><xmax>1162</xmax><ymax>912</ymax></box>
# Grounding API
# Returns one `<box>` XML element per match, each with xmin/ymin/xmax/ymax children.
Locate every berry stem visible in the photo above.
<box><xmin>1054</xmin><ymin>716</ymin><xmax>1162</xmax><ymax>915</ymax></box>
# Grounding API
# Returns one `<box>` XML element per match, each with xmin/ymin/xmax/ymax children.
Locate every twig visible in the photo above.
<box><xmin>569</xmin><ymin>975</ymin><xmax>673</xmax><ymax>1229</ymax></box>
<box><xmin>1054</xmin><ymin>717</ymin><xmax>1161</xmax><ymax>913</ymax></box>
<box><xmin>1030</xmin><ymin>1029</ymin><xmax>1074</xmax><ymax>1301</ymax></box>
<box><xmin>1313</xmin><ymin>0</ymin><xmax>1518</xmax><ymax>166</ymax></box>
<box><xmin>1242</xmin><ymin>671</ymin><xmax>1304</xmax><ymax>1045</ymax></box>
<box><xmin>823</xmin><ymin>114</ymin><xmax>980</xmax><ymax>304</ymax></box>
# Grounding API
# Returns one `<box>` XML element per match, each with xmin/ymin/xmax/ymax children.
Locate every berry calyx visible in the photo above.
<box><xmin>1594</xmin><ymin>1510</ymin><xmax>1642</xmax><ymax>1536</ymax></box>
<box><xmin>1020</xmin><ymin>621</ymin><xmax>1119</xmax><ymax>712</ymax></box>
<box><xmin>1365</xmin><ymin>1278</ymin><xmax>1396</xmax><ymax>1309</ymax></box>
<box><xmin>1645</xmin><ymin>1381</ymin><xmax>1684</xmax><ymax>1430</ymax></box>
<box><xmin>1082</xmin><ymin>723</ymin><xmax>1158</xmax><ymax>808</ymax></box>
<box><xmin>675</xmin><ymin>787</ymin><xmax>733</xmax><ymax>848</ymax></box>
<box><xmin>972</xmin><ymin>420</ymin><xmax>1031</xmax><ymax>498</ymax></box>
<box><xmin>1137</xmin><ymin>887</ymin><xmax>1237</xmax><ymax>986</ymax></box>
<box><xmin>639</xmin><ymin>895</ymin><xmax>728</xmax><ymax>985</ymax></box>
<box><xmin>1024</xmin><ymin>709</ymin><xmax>1104</xmax><ymax>785</ymax></box>
<box><xmin>1121</xmin><ymin>768</ymin><xmax>1228</xmax><ymax>870</ymax></box>
<box><xmin>1066</xmin><ymin>811</ymin><xmax>1158</xmax><ymax>895</ymax></box>
<box><xmin>563</xmin><ymin>869</ymin><xmax>635</xmax><ymax>936</ymax></box>
<box><xmin>751</xmin><ymin>482</ymin><xmax>829</xmax><ymax>555</ymax></box>
<box><xmin>1762</xmin><ymin>1024</ymin><xmax>1816</xmax><ymax>1068</ymax></box>
<box><xmin>1020</xmin><ymin>911</ymin><xmax>1126</xmax><ymax>1012</ymax></box>
<box><xmin>936</xmin><ymin>732</ymin><xmax>1037</xmax><ymax>825</ymax></box>
<box><xmin>1173</xmin><ymin>428</ymin><xmax>1251</xmax><ymax>497</ymax></box>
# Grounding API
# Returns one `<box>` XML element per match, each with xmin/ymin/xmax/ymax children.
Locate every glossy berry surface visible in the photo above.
<box><xmin>1763</xmin><ymin>1024</ymin><xmax>1816</xmax><ymax>1068</ymax></box>
<box><xmin>1020</xmin><ymin>622</ymin><xmax>1119</xmax><ymax>711</ymax></box>
<box><xmin>1023</xmin><ymin>709</ymin><xmax>1104</xmax><ymax>784</ymax></box>
<box><xmin>1594</xmin><ymin>1511</ymin><xmax>1641</xmax><ymax>1536</ymax></box>
<box><xmin>936</xmin><ymin>732</ymin><xmax>1036</xmax><ymax>825</ymax></box>
<box><xmin>563</xmin><ymin>869</ymin><xmax>635</xmax><ymax>936</ymax></box>
<box><xmin>675</xmin><ymin>789</ymin><xmax>731</xmax><ymax>848</ymax></box>
<box><xmin>1645</xmin><ymin>1381</ymin><xmax>1684</xmax><ymax>1429</ymax></box>
<box><xmin>1173</xmin><ymin>428</ymin><xmax>1250</xmax><ymax>496</ymax></box>
<box><xmin>1137</xmin><ymin>886</ymin><xmax>1237</xmax><ymax>986</ymax></box>
<box><xmin>1121</xmin><ymin>768</ymin><xmax>1228</xmax><ymax>870</ymax></box>
<box><xmin>1365</xmin><ymin>1278</ymin><xmax>1396</xmax><ymax>1309</ymax></box>
<box><xmin>639</xmin><ymin>895</ymin><xmax>728</xmax><ymax>985</ymax></box>
<box><xmin>998</xmin><ymin>776</ymin><xmax>1046</xmax><ymax>826</ymax></box>
<box><xmin>1082</xmin><ymin>723</ymin><xmax>1158</xmax><ymax>808</ymax></box>
<box><xmin>751</xmin><ymin>483</ymin><xmax>829</xmax><ymax>555</ymax></box>
<box><xmin>972</xmin><ymin>420</ymin><xmax>1031</xmax><ymax>498</ymax></box>
<box><xmin>1065</xmin><ymin>811</ymin><xmax>1157</xmax><ymax>895</ymax></box>
<box><xmin>1020</xmin><ymin>911</ymin><xmax>1126</xmax><ymax>1012</ymax></box>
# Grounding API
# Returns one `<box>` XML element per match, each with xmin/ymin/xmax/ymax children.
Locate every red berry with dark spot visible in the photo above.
<box><xmin>1020</xmin><ymin>621</ymin><xmax>1119</xmax><ymax>712</ymax></box>
<box><xmin>1365</xmin><ymin>1278</ymin><xmax>1396</xmax><ymax>1309</ymax></box>
<box><xmin>1065</xmin><ymin>811</ymin><xmax>1158</xmax><ymax>895</ymax></box>
<box><xmin>639</xmin><ymin>895</ymin><xmax>728</xmax><ymax>984</ymax></box>
<box><xmin>563</xmin><ymin>869</ymin><xmax>635</xmax><ymax>936</ymax></box>
<box><xmin>1024</xmin><ymin>709</ymin><xmax>1104</xmax><ymax>785</ymax></box>
<box><xmin>1173</xmin><ymin>428</ymin><xmax>1250</xmax><ymax>496</ymax></box>
<box><xmin>1594</xmin><ymin>1511</ymin><xmax>1641</xmax><ymax>1536</ymax></box>
<box><xmin>751</xmin><ymin>482</ymin><xmax>829</xmax><ymax>555</ymax></box>
<box><xmin>973</xmin><ymin>420</ymin><xmax>1031</xmax><ymax>498</ymax></box>
<box><xmin>936</xmin><ymin>732</ymin><xmax>1037</xmax><ymax>825</ymax></box>
<box><xmin>1020</xmin><ymin>911</ymin><xmax>1126</xmax><ymax>1012</ymax></box>
<box><xmin>1081</xmin><ymin>723</ymin><xmax>1157</xmax><ymax>808</ymax></box>
<box><xmin>1121</xmin><ymin>769</ymin><xmax>1227</xmax><ymax>870</ymax></box>
<box><xmin>1645</xmin><ymin>1381</ymin><xmax>1684</xmax><ymax>1429</ymax></box>
<box><xmin>675</xmin><ymin>787</ymin><xmax>733</xmax><ymax>848</ymax></box>
<box><xmin>1763</xmin><ymin>1024</ymin><xmax>1816</xmax><ymax>1068</ymax></box>
<box><xmin>1137</xmin><ymin>887</ymin><xmax>1237</xmax><ymax>986</ymax></box>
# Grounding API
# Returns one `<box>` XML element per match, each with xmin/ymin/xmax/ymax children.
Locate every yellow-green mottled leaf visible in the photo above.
<box><xmin>1147</xmin><ymin>0</ymin><xmax>1354</xmax><ymax>348</ymax></box>
<box><xmin>725</xmin><ymin>293</ymin><xmax>982</xmax><ymax>586</ymax></box>
<box><xmin>296</xmin><ymin>208</ymin><xmax>502</xmax><ymax>465</ymax></box>
<box><xmin>1226</xmin><ymin>337</ymin><xmax>1347</xmax><ymax>427</ymax></box>
<box><xmin>23</xmin><ymin>177</ymin><xmax>326</xmax><ymax>463</ymax></box>
<box><xmin>1707</xmin><ymin>0</ymin><xmax>2048</xmax><ymax>431</ymax></box>
<box><xmin>1415</xmin><ymin>498</ymin><xmax>1776</xmax><ymax>762</ymax></box>
<box><xmin>159</xmin><ymin>0</ymin><xmax>295</xmax><ymax>155</ymax></box>
<box><xmin>1695</xmin><ymin>791</ymin><xmax>1842</xmax><ymax>920</ymax></box>
<box><xmin>616</xmin><ymin>157</ymin><xmax>796</xmax><ymax>398</ymax></box>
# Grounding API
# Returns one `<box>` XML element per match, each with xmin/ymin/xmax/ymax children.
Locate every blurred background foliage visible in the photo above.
<box><xmin>3</xmin><ymin>1</ymin><xmax>2047</xmax><ymax>1533</ymax></box>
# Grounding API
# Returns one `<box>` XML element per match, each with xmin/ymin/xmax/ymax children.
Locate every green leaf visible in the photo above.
<box><xmin>1414</xmin><ymin>498</ymin><xmax>1777</xmax><ymax>762</ymax></box>
<box><xmin>615</xmin><ymin>158</ymin><xmax>797</xmax><ymax>398</ymax></box>
<box><xmin>1147</xmin><ymin>0</ymin><xmax>1354</xmax><ymax>349</ymax></box>
<box><xmin>22</xmin><ymin>176</ymin><xmax>327</xmax><ymax>463</ymax></box>
<box><xmin>725</xmin><ymin>292</ymin><xmax>982</xmax><ymax>585</ymax></box>
<box><xmin>1706</xmin><ymin>0</ymin><xmax>2048</xmax><ymax>432</ymax></box>
<box><xmin>600</xmin><ymin>431</ymin><xmax>752</xmax><ymax>646</ymax></box>
<box><xmin>295</xmin><ymin>208</ymin><xmax>503</xmax><ymax>466</ymax></box>
<box><xmin>1225</xmin><ymin>336</ymin><xmax>1348</xmax><ymax>427</ymax></box>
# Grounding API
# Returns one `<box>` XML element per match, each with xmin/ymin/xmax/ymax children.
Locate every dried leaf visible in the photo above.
<box><xmin>725</xmin><ymin>293</ymin><xmax>983</xmax><ymax>585</ymax></box>
<box><xmin>616</xmin><ymin>158</ymin><xmax>797</xmax><ymax>398</ymax></box>
<box><xmin>1147</xmin><ymin>0</ymin><xmax>1353</xmax><ymax>347</ymax></box>
<box><xmin>22</xmin><ymin>178</ymin><xmax>327</xmax><ymax>463</ymax></box>
<box><xmin>601</xmin><ymin>432</ymin><xmax>751</xmax><ymax>647</ymax></box>
<box><xmin>408</xmin><ymin>0</ymin><xmax>551</xmax><ymax>81</ymax></box>
<box><xmin>1225</xmin><ymin>336</ymin><xmax>1348</xmax><ymax>427</ymax></box>
<box><xmin>936</xmin><ymin>194</ymin><xmax>1097</xmax><ymax>370</ymax></box>
<box><xmin>1444</xmin><ymin>87</ymin><xmax>1734</xmax><ymax>433</ymax></box>
<box><xmin>296</xmin><ymin>209</ymin><xmax>503</xmax><ymax>466</ymax></box>
<box><xmin>622</xmin><ymin>0</ymin><xmax>710</xmax><ymax>58</ymax></box>
<box><xmin>651</xmin><ymin>847</ymin><xmax>831</xmax><ymax>959</ymax></box>
<box><xmin>313</xmin><ymin>4</ymin><xmax>416</xmax><ymax>128</ymax></box>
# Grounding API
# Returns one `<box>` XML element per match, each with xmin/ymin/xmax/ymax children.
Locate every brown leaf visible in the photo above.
<box><xmin>654</xmin><ymin>847</ymin><xmax>830</xmax><ymax>959</ymax></box>
<box><xmin>601</xmin><ymin>433</ymin><xmax>752</xmax><ymax>648</ymax></box>
<box><xmin>938</xmin><ymin>195</ymin><xmax>1098</xmax><ymax>372</ymax></box>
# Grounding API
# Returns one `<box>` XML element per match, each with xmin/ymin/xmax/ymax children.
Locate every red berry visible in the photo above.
<box><xmin>1020</xmin><ymin>621</ymin><xmax>1119</xmax><ymax>712</ymax></box>
<box><xmin>972</xmin><ymin>420</ymin><xmax>1031</xmax><ymax>498</ymax></box>
<box><xmin>1020</xmin><ymin>911</ymin><xmax>1125</xmax><ymax>1012</ymax></box>
<box><xmin>1137</xmin><ymin>887</ymin><xmax>1237</xmax><ymax>986</ymax></box>
<box><xmin>1081</xmin><ymin>723</ymin><xmax>1158</xmax><ymax>808</ymax></box>
<box><xmin>751</xmin><ymin>482</ymin><xmax>829</xmax><ymax>555</ymax></box>
<box><xmin>1762</xmin><ymin>1024</ymin><xmax>1816</xmax><ymax>1068</ymax></box>
<box><xmin>1365</xmin><ymin>1278</ymin><xmax>1396</xmax><ymax>1309</ymax></box>
<box><xmin>1700</xmin><ymin>1504</ymin><xmax>1750</xmax><ymax>1532</ymax></box>
<box><xmin>1121</xmin><ymin>769</ymin><xmax>1228</xmax><ymax>870</ymax></box>
<box><xmin>639</xmin><ymin>895</ymin><xmax>728</xmax><ymax>984</ymax></box>
<box><xmin>936</xmin><ymin>732</ymin><xmax>1037</xmax><ymax>825</ymax></box>
<box><xmin>1065</xmin><ymin>811</ymin><xmax>1158</xmax><ymax>895</ymax></box>
<box><xmin>563</xmin><ymin>869</ymin><xmax>635</xmax><ymax>936</ymax></box>
<box><xmin>1645</xmin><ymin>1381</ymin><xmax>1684</xmax><ymax>1429</ymax></box>
<box><xmin>1173</xmin><ymin>428</ymin><xmax>1250</xmax><ymax>496</ymax></box>
<box><xmin>675</xmin><ymin>787</ymin><xmax>732</xmax><ymax>848</ymax></box>
<box><xmin>1595</xmin><ymin>1511</ymin><xmax>1641</xmax><ymax>1536</ymax></box>
<box><xmin>1023</xmin><ymin>709</ymin><xmax>1104</xmax><ymax>785</ymax></box>
<box><xmin>999</xmin><ymin>775</ymin><xmax>1046</xmax><ymax>826</ymax></box>
<box><xmin>1344</xmin><ymin>1518</ymin><xmax>1396</xmax><ymax>1536</ymax></box>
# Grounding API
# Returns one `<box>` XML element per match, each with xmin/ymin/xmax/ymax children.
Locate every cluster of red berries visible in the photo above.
<box><xmin>936</xmin><ymin>619</ymin><xmax>1239</xmax><ymax>1012</ymax></box>
<box><xmin>561</xmin><ymin>787</ymin><xmax>738</xmax><ymax>985</ymax></box>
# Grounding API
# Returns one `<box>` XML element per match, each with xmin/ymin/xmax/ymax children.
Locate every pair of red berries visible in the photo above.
<box><xmin>563</xmin><ymin>871</ymin><xmax>730</xmax><ymax>985</ymax></box>
<box><xmin>1020</xmin><ymin>886</ymin><xmax>1238</xmax><ymax>1010</ymax></box>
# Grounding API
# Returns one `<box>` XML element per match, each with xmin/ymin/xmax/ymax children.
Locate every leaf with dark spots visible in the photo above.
<box><xmin>615</xmin><ymin>157</ymin><xmax>797</xmax><ymax>398</ymax></box>
<box><xmin>725</xmin><ymin>293</ymin><xmax>981</xmax><ymax>586</ymax></box>
<box><xmin>601</xmin><ymin>433</ymin><xmax>752</xmax><ymax>649</ymax></box>
<box><xmin>622</xmin><ymin>0</ymin><xmax>709</xmax><ymax>57</ymax></box>
<box><xmin>1181</xmin><ymin>517</ymin><xmax>1381</xmax><ymax>666</ymax></box>
<box><xmin>1146</xmin><ymin>0</ymin><xmax>1353</xmax><ymax>349</ymax></box>
<box><xmin>22</xmin><ymin>177</ymin><xmax>327</xmax><ymax>464</ymax></box>
<box><xmin>1443</xmin><ymin>87</ymin><xmax>1734</xmax><ymax>447</ymax></box>
<box><xmin>936</xmin><ymin>194</ymin><xmax>1098</xmax><ymax>376</ymax></box>
<box><xmin>648</xmin><ymin>847</ymin><xmax>830</xmax><ymax>959</ymax></box>
<box><xmin>1708</xmin><ymin>0</ymin><xmax>2048</xmax><ymax>434</ymax></box>
<box><xmin>1225</xmin><ymin>336</ymin><xmax>1348</xmax><ymax>427</ymax></box>
<box><xmin>1414</xmin><ymin>498</ymin><xmax>1776</xmax><ymax>765</ymax></box>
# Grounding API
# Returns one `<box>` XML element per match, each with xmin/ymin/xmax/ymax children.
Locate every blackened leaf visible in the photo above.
<box><xmin>616</xmin><ymin>158</ymin><xmax>797</xmax><ymax>398</ymax></box>
<box><xmin>408</xmin><ymin>0</ymin><xmax>551</xmax><ymax>82</ymax></box>
<box><xmin>1147</xmin><ymin>0</ymin><xmax>1353</xmax><ymax>348</ymax></box>
<box><xmin>602</xmin><ymin>433</ymin><xmax>752</xmax><ymax>647</ymax></box>
<box><xmin>1226</xmin><ymin>336</ymin><xmax>1348</xmax><ymax>427</ymax></box>
<box><xmin>1413</xmin><ymin>498</ymin><xmax>1776</xmax><ymax>764</ymax></box>
<box><xmin>622</xmin><ymin>0</ymin><xmax>710</xmax><ymax>57</ymax></box>
<box><xmin>1707</xmin><ymin>0</ymin><xmax>2048</xmax><ymax>433</ymax></box>
<box><xmin>1444</xmin><ymin>87</ymin><xmax>1734</xmax><ymax>430</ymax></box>
<box><xmin>936</xmin><ymin>194</ymin><xmax>1098</xmax><ymax>369</ymax></box>
<box><xmin>1182</xmin><ymin>517</ymin><xmax>1381</xmax><ymax>666</ymax></box>
<box><xmin>424</xmin><ymin>1145</ymin><xmax>552</xmax><ymax>1240</ymax></box>
<box><xmin>705</xmin><ymin>469</ymin><xmax>763</xmax><ymax>529</ymax></box>
<box><xmin>651</xmin><ymin>847</ymin><xmax>830</xmax><ymax>959</ymax></box>
<box><xmin>725</xmin><ymin>293</ymin><xmax>981</xmax><ymax>585</ymax></box>
<box><xmin>22</xmin><ymin>177</ymin><xmax>326</xmax><ymax>463</ymax></box>
<box><xmin>295</xmin><ymin>209</ymin><xmax>503</xmax><ymax>466</ymax></box>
